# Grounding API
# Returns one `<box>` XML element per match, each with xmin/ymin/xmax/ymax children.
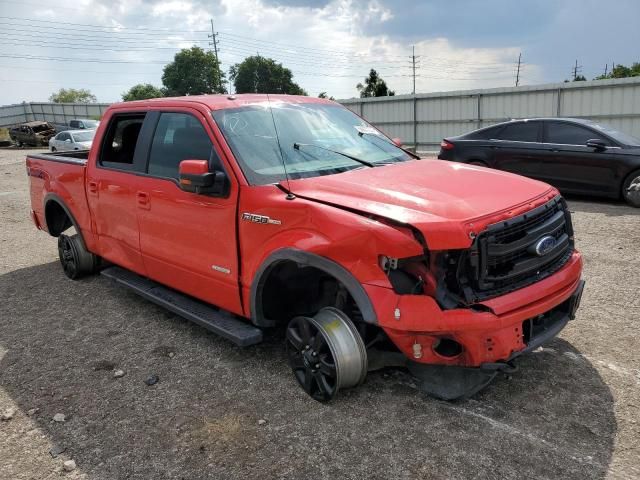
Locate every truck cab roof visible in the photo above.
<box><xmin>112</xmin><ymin>94</ymin><xmax>334</xmax><ymax>112</ymax></box>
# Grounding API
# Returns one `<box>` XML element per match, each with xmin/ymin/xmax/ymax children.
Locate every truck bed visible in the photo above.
<box><xmin>27</xmin><ymin>149</ymin><xmax>90</xmax><ymax>164</ymax></box>
<box><xmin>26</xmin><ymin>149</ymin><xmax>91</xmax><ymax>238</ymax></box>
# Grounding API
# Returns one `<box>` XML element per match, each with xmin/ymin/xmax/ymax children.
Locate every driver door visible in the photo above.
<box><xmin>135</xmin><ymin>109</ymin><xmax>243</xmax><ymax>315</ymax></box>
<box><xmin>541</xmin><ymin>121</ymin><xmax>619</xmax><ymax>195</ymax></box>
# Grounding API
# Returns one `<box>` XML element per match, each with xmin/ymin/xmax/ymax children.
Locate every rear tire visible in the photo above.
<box><xmin>286</xmin><ymin>307</ymin><xmax>367</xmax><ymax>402</ymax></box>
<box><xmin>51</xmin><ymin>147</ymin><xmax>56</xmax><ymax>152</ymax></box>
<box><xmin>57</xmin><ymin>234</ymin><xmax>98</xmax><ymax>279</ymax></box>
<box><xmin>622</xmin><ymin>170</ymin><xmax>640</xmax><ymax>207</ymax></box>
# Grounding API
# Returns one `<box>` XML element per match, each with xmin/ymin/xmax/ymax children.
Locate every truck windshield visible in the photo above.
<box><xmin>212</xmin><ymin>102</ymin><xmax>413</xmax><ymax>185</ymax></box>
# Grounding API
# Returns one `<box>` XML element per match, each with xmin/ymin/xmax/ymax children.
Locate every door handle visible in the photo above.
<box><xmin>88</xmin><ymin>181</ymin><xmax>98</xmax><ymax>196</ymax></box>
<box><xmin>137</xmin><ymin>191</ymin><xmax>150</xmax><ymax>210</ymax></box>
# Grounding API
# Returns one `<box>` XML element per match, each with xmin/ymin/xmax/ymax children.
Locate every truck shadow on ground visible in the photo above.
<box><xmin>0</xmin><ymin>262</ymin><xmax>616</xmax><ymax>480</ymax></box>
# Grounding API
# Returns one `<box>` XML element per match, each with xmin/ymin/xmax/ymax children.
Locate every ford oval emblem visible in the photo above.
<box><xmin>534</xmin><ymin>235</ymin><xmax>557</xmax><ymax>256</ymax></box>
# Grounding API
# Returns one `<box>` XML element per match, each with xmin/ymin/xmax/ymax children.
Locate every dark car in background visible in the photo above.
<box><xmin>69</xmin><ymin>118</ymin><xmax>100</xmax><ymax>130</ymax></box>
<box><xmin>438</xmin><ymin>118</ymin><xmax>640</xmax><ymax>207</ymax></box>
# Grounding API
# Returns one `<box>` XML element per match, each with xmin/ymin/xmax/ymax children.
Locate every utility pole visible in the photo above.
<box><xmin>571</xmin><ymin>59</ymin><xmax>582</xmax><ymax>81</ymax></box>
<box><xmin>411</xmin><ymin>45</ymin><xmax>417</xmax><ymax>95</ymax></box>
<box><xmin>515</xmin><ymin>52</ymin><xmax>522</xmax><ymax>86</ymax></box>
<box><xmin>208</xmin><ymin>19</ymin><xmax>221</xmax><ymax>92</ymax></box>
<box><xmin>411</xmin><ymin>45</ymin><xmax>418</xmax><ymax>151</ymax></box>
<box><xmin>603</xmin><ymin>63</ymin><xmax>608</xmax><ymax>77</ymax></box>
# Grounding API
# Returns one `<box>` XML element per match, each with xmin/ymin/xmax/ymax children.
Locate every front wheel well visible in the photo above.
<box><xmin>44</xmin><ymin>199</ymin><xmax>73</xmax><ymax>237</ymax></box>
<box><xmin>257</xmin><ymin>260</ymin><xmax>365</xmax><ymax>327</ymax></box>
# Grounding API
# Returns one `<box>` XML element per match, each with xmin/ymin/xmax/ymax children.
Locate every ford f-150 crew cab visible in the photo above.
<box><xmin>26</xmin><ymin>94</ymin><xmax>584</xmax><ymax>401</ymax></box>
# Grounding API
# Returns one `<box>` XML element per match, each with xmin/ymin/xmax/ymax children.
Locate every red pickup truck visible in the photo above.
<box><xmin>26</xmin><ymin>95</ymin><xmax>584</xmax><ymax>401</ymax></box>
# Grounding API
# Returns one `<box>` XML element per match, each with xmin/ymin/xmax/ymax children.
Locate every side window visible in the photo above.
<box><xmin>546</xmin><ymin>122</ymin><xmax>609</xmax><ymax>145</ymax></box>
<box><xmin>469</xmin><ymin>125</ymin><xmax>503</xmax><ymax>140</ymax></box>
<box><xmin>100</xmin><ymin>114</ymin><xmax>146</xmax><ymax>167</ymax></box>
<box><xmin>59</xmin><ymin>132</ymin><xmax>69</xmax><ymax>141</ymax></box>
<box><xmin>147</xmin><ymin>112</ymin><xmax>215</xmax><ymax>180</ymax></box>
<box><xmin>497</xmin><ymin>122</ymin><xmax>540</xmax><ymax>142</ymax></box>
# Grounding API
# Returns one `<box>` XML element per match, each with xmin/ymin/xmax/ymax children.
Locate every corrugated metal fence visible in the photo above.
<box><xmin>339</xmin><ymin>77</ymin><xmax>640</xmax><ymax>150</ymax></box>
<box><xmin>0</xmin><ymin>102</ymin><xmax>111</xmax><ymax>128</ymax></box>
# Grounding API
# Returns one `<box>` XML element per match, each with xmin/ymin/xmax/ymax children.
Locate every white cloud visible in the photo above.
<box><xmin>0</xmin><ymin>0</ymin><xmax>538</xmax><ymax>104</ymax></box>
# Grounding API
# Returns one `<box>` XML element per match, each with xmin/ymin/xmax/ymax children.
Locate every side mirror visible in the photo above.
<box><xmin>392</xmin><ymin>137</ymin><xmax>403</xmax><ymax>147</ymax></box>
<box><xmin>586</xmin><ymin>139</ymin><xmax>607</xmax><ymax>151</ymax></box>
<box><xmin>178</xmin><ymin>159</ymin><xmax>227</xmax><ymax>196</ymax></box>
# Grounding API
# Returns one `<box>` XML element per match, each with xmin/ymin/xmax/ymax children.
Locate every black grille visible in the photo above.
<box><xmin>463</xmin><ymin>196</ymin><xmax>574</xmax><ymax>301</ymax></box>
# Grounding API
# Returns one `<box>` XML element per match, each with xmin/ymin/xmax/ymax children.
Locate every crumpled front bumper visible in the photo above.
<box><xmin>365</xmin><ymin>251</ymin><xmax>584</xmax><ymax>367</ymax></box>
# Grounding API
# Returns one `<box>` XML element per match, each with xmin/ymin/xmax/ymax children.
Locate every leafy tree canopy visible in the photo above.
<box><xmin>229</xmin><ymin>56</ymin><xmax>307</xmax><ymax>95</ymax></box>
<box><xmin>122</xmin><ymin>83</ymin><xmax>165</xmax><ymax>102</ymax></box>
<box><xmin>162</xmin><ymin>46</ymin><xmax>226</xmax><ymax>96</ymax></box>
<box><xmin>49</xmin><ymin>88</ymin><xmax>97</xmax><ymax>103</ymax></box>
<box><xmin>318</xmin><ymin>92</ymin><xmax>335</xmax><ymax>100</ymax></box>
<box><xmin>356</xmin><ymin>69</ymin><xmax>395</xmax><ymax>98</ymax></box>
<box><xmin>595</xmin><ymin>62</ymin><xmax>640</xmax><ymax>80</ymax></box>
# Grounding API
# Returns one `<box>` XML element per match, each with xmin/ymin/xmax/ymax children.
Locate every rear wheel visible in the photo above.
<box><xmin>622</xmin><ymin>170</ymin><xmax>640</xmax><ymax>207</ymax></box>
<box><xmin>51</xmin><ymin>147</ymin><xmax>56</xmax><ymax>152</ymax></box>
<box><xmin>286</xmin><ymin>307</ymin><xmax>367</xmax><ymax>402</ymax></box>
<box><xmin>58</xmin><ymin>234</ymin><xmax>98</xmax><ymax>279</ymax></box>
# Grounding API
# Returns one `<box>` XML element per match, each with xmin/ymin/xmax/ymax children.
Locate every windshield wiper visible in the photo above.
<box><xmin>293</xmin><ymin>142</ymin><xmax>375</xmax><ymax>168</ymax></box>
<box><xmin>357</xmin><ymin>131</ymin><xmax>421</xmax><ymax>159</ymax></box>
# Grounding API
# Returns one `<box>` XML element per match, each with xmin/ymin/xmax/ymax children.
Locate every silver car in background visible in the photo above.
<box><xmin>49</xmin><ymin>129</ymin><xmax>96</xmax><ymax>152</ymax></box>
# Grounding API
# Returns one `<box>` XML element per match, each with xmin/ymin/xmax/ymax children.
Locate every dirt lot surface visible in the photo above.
<box><xmin>1</xmin><ymin>148</ymin><xmax>639</xmax><ymax>479</ymax></box>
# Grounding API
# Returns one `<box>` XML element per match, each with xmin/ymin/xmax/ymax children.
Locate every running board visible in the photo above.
<box><xmin>100</xmin><ymin>266</ymin><xmax>263</xmax><ymax>347</ymax></box>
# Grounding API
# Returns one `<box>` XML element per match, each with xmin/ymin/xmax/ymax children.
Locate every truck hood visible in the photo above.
<box><xmin>286</xmin><ymin>159</ymin><xmax>556</xmax><ymax>250</ymax></box>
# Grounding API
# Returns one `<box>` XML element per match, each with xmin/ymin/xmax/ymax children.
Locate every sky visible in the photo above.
<box><xmin>0</xmin><ymin>0</ymin><xmax>639</xmax><ymax>105</ymax></box>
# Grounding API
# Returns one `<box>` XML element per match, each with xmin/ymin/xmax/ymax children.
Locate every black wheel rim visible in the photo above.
<box><xmin>286</xmin><ymin>316</ymin><xmax>337</xmax><ymax>402</ymax></box>
<box><xmin>58</xmin><ymin>236</ymin><xmax>77</xmax><ymax>278</ymax></box>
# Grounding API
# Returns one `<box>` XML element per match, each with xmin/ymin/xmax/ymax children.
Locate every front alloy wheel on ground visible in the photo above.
<box><xmin>286</xmin><ymin>307</ymin><xmax>367</xmax><ymax>402</ymax></box>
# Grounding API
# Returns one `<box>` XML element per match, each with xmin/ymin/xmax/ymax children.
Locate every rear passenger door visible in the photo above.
<box><xmin>541</xmin><ymin>121</ymin><xmax>619</xmax><ymax>194</ymax></box>
<box><xmin>86</xmin><ymin>112</ymin><xmax>149</xmax><ymax>275</ymax></box>
<box><xmin>492</xmin><ymin>121</ymin><xmax>546</xmax><ymax>178</ymax></box>
<box><xmin>135</xmin><ymin>109</ymin><xmax>243</xmax><ymax>315</ymax></box>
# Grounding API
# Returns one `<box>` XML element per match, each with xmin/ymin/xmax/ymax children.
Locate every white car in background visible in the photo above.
<box><xmin>49</xmin><ymin>130</ymin><xmax>96</xmax><ymax>152</ymax></box>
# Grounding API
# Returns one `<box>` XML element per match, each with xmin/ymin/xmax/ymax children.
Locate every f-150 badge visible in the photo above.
<box><xmin>242</xmin><ymin>212</ymin><xmax>282</xmax><ymax>225</ymax></box>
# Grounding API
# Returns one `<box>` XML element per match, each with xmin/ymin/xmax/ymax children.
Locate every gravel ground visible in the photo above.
<box><xmin>0</xmin><ymin>148</ymin><xmax>639</xmax><ymax>480</ymax></box>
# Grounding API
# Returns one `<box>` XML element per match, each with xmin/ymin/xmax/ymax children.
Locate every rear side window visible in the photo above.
<box><xmin>70</xmin><ymin>120</ymin><xmax>79</xmax><ymax>128</ymax></box>
<box><xmin>100</xmin><ymin>114</ymin><xmax>146</xmax><ymax>166</ymax></box>
<box><xmin>57</xmin><ymin>132</ymin><xmax>69</xmax><ymax>141</ymax></box>
<box><xmin>545</xmin><ymin>122</ymin><xmax>609</xmax><ymax>145</ymax></box>
<box><xmin>497</xmin><ymin>122</ymin><xmax>540</xmax><ymax>142</ymax></box>
<box><xmin>147</xmin><ymin>112</ymin><xmax>215</xmax><ymax>180</ymax></box>
<box><xmin>466</xmin><ymin>125</ymin><xmax>504</xmax><ymax>140</ymax></box>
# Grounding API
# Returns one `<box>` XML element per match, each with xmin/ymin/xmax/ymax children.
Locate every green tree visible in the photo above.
<box><xmin>49</xmin><ymin>88</ymin><xmax>97</xmax><ymax>103</ymax></box>
<box><xmin>594</xmin><ymin>62</ymin><xmax>640</xmax><ymax>80</ymax></box>
<box><xmin>229</xmin><ymin>56</ymin><xmax>307</xmax><ymax>95</ymax></box>
<box><xmin>162</xmin><ymin>46</ymin><xmax>226</xmax><ymax>96</ymax></box>
<box><xmin>574</xmin><ymin>75</ymin><xmax>587</xmax><ymax>81</ymax></box>
<box><xmin>122</xmin><ymin>83</ymin><xmax>165</xmax><ymax>101</ymax></box>
<box><xmin>356</xmin><ymin>69</ymin><xmax>395</xmax><ymax>98</ymax></box>
<box><xmin>318</xmin><ymin>92</ymin><xmax>335</xmax><ymax>100</ymax></box>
